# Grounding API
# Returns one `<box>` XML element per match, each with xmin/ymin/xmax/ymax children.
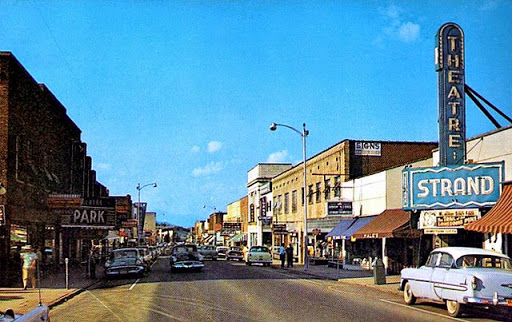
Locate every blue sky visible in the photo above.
<box><xmin>1</xmin><ymin>1</ymin><xmax>511</xmax><ymax>227</ymax></box>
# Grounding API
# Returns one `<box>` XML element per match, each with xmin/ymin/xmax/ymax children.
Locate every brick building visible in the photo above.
<box><xmin>0</xmin><ymin>52</ymin><xmax>123</xmax><ymax>286</ymax></box>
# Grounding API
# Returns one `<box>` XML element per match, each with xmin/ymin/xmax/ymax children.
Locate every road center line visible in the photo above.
<box><xmin>129</xmin><ymin>278</ymin><xmax>140</xmax><ymax>290</ymax></box>
<box><xmin>379</xmin><ymin>299</ymin><xmax>468</xmax><ymax>321</ymax></box>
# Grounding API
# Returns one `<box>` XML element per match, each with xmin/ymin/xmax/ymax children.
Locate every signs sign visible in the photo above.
<box><xmin>419</xmin><ymin>209</ymin><xmax>480</xmax><ymax>230</ymax></box>
<box><xmin>355</xmin><ymin>141</ymin><xmax>381</xmax><ymax>156</ymax></box>
<box><xmin>436</xmin><ymin>23</ymin><xmax>466</xmax><ymax>166</ymax></box>
<box><xmin>327</xmin><ymin>201</ymin><xmax>353</xmax><ymax>215</ymax></box>
<box><xmin>402</xmin><ymin>162</ymin><xmax>504</xmax><ymax>210</ymax></box>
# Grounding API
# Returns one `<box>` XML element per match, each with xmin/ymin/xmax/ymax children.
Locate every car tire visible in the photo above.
<box><xmin>246</xmin><ymin>261</ymin><xmax>251</xmax><ymax>266</ymax></box>
<box><xmin>446</xmin><ymin>300</ymin><xmax>463</xmax><ymax>317</ymax></box>
<box><xmin>403</xmin><ymin>281</ymin><xmax>416</xmax><ymax>305</ymax></box>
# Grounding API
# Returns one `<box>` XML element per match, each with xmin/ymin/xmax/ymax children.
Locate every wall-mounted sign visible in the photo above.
<box><xmin>402</xmin><ymin>162</ymin><xmax>504</xmax><ymax>210</ymax></box>
<box><xmin>424</xmin><ymin>228</ymin><xmax>458</xmax><ymax>235</ymax></box>
<box><xmin>419</xmin><ymin>209</ymin><xmax>480</xmax><ymax>229</ymax></box>
<box><xmin>327</xmin><ymin>201</ymin><xmax>353</xmax><ymax>215</ymax></box>
<box><xmin>354</xmin><ymin>141</ymin><xmax>381</xmax><ymax>156</ymax></box>
<box><xmin>436</xmin><ymin>23</ymin><xmax>466</xmax><ymax>166</ymax></box>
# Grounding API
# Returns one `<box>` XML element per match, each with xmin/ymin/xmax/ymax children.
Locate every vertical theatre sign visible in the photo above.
<box><xmin>436</xmin><ymin>23</ymin><xmax>465</xmax><ymax>166</ymax></box>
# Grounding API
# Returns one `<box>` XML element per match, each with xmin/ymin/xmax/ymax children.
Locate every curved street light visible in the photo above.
<box><xmin>136</xmin><ymin>182</ymin><xmax>157</xmax><ymax>244</ymax></box>
<box><xmin>270</xmin><ymin>122</ymin><xmax>309</xmax><ymax>271</ymax></box>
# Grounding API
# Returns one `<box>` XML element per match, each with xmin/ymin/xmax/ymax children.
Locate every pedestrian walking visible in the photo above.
<box><xmin>20</xmin><ymin>245</ymin><xmax>38</xmax><ymax>290</ymax></box>
<box><xmin>279</xmin><ymin>243</ymin><xmax>285</xmax><ymax>268</ymax></box>
<box><xmin>89</xmin><ymin>248</ymin><xmax>99</xmax><ymax>279</ymax></box>
<box><xmin>286</xmin><ymin>244</ymin><xmax>293</xmax><ymax>267</ymax></box>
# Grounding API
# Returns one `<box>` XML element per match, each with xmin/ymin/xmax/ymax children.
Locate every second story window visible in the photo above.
<box><xmin>324</xmin><ymin>179</ymin><xmax>331</xmax><ymax>200</ymax></box>
<box><xmin>316</xmin><ymin>182</ymin><xmax>321</xmax><ymax>203</ymax></box>
<box><xmin>292</xmin><ymin>190</ymin><xmax>297</xmax><ymax>212</ymax></box>
<box><xmin>284</xmin><ymin>192</ymin><xmax>289</xmax><ymax>214</ymax></box>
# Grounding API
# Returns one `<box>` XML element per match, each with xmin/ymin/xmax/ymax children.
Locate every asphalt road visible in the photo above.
<box><xmin>50</xmin><ymin>256</ymin><xmax>508</xmax><ymax>322</ymax></box>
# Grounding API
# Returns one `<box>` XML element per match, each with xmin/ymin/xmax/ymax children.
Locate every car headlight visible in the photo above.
<box><xmin>105</xmin><ymin>261</ymin><xmax>111</xmax><ymax>268</ymax></box>
<box><xmin>136</xmin><ymin>259</ymin><xmax>142</xmax><ymax>265</ymax></box>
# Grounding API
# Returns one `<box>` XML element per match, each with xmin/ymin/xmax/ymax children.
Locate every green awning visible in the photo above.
<box><xmin>228</xmin><ymin>233</ymin><xmax>246</xmax><ymax>243</ymax></box>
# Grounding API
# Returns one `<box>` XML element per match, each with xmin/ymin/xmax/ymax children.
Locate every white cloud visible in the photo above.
<box><xmin>207</xmin><ymin>141</ymin><xmax>223</xmax><ymax>153</ymax></box>
<box><xmin>378</xmin><ymin>4</ymin><xmax>420</xmax><ymax>43</ymax></box>
<box><xmin>191</xmin><ymin>146</ymin><xmax>200</xmax><ymax>153</ymax></box>
<box><xmin>398</xmin><ymin>22</ymin><xmax>420</xmax><ymax>43</ymax></box>
<box><xmin>267</xmin><ymin>150</ymin><xmax>289</xmax><ymax>163</ymax></box>
<box><xmin>192</xmin><ymin>161</ymin><xmax>223</xmax><ymax>177</ymax></box>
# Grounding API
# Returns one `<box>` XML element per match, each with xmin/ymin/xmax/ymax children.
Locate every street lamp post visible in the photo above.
<box><xmin>270</xmin><ymin>122</ymin><xmax>309</xmax><ymax>271</ymax></box>
<box><xmin>136</xmin><ymin>182</ymin><xmax>157</xmax><ymax>245</ymax></box>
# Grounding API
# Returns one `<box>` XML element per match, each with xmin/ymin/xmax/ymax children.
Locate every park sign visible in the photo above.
<box><xmin>436</xmin><ymin>23</ymin><xmax>466</xmax><ymax>166</ymax></box>
<box><xmin>402</xmin><ymin>162</ymin><xmax>504</xmax><ymax>210</ymax></box>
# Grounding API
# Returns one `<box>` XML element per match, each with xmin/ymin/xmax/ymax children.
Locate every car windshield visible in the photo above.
<box><xmin>112</xmin><ymin>250</ymin><xmax>137</xmax><ymax>259</ymax></box>
<box><xmin>456</xmin><ymin>255</ymin><xmax>512</xmax><ymax>270</ymax></box>
<box><xmin>175</xmin><ymin>246</ymin><xmax>197</xmax><ymax>253</ymax></box>
<box><xmin>251</xmin><ymin>247</ymin><xmax>268</xmax><ymax>252</ymax></box>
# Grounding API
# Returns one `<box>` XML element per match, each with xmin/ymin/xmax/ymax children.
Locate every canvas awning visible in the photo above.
<box><xmin>343</xmin><ymin>216</ymin><xmax>377</xmax><ymax>239</ymax></box>
<box><xmin>326</xmin><ymin>218</ymin><xmax>357</xmax><ymax>240</ymax></box>
<box><xmin>352</xmin><ymin>209</ymin><xmax>414</xmax><ymax>239</ymax></box>
<box><xmin>465</xmin><ymin>184</ymin><xmax>512</xmax><ymax>234</ymax></box>
<box><xmin>228</xmin><ymin>232</ymin><xmax>247</xmax><ymax>243</ymax></box>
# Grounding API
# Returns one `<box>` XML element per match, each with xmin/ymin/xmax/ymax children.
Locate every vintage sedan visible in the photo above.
<box><xmin>170</xmin><ymin>244</ymin><xmax>204</xmax><ymax>272</ymax></box>
<box><xmin>226</xmin><ymin>246</ymin><xmax>244</xmax><ymax>261</ymax></box>
<box><xmin>245</xmin><ymin>246</ymin><xmax>272</xmax><ymax>266</ymax></box>
<box><xmin>104</xmin><ymin>248</ymin><xmax>145</xmax><ymax>278</ymax></box>
<box><xmin>198</xmin><ymin>245</ymin><xmax>218</xmax><ymax>260</ymax></box>
<box><xmin>400</xmin><ymin>247</ymin><xmax>512</xmax><ymax>317</ymax></box>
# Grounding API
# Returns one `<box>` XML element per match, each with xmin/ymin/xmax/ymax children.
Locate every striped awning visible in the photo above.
<box><xmin>465</xmin><ymin>184</ymin><xmax>512</xmax><ymax>234</ymax></box>
<box><xmin>228</xmin><ymin>232</ymin><xmax>247</xmax><ymax>243</ymax></box>
<box><xmin>352</xmin><ymin>209</ymin><xmax>413</xmax><ymax>239</ymax></box>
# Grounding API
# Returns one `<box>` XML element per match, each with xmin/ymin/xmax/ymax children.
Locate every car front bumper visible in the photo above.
<box><xmin>106</xmin><ymin>265</ymin><xmax>144</xmax><ymax>276</ymax></box>
<box><xmin>171</xmin><ymin>261</ymin><xmax>204</xmax><ymax>270</ymax></box>
<box><xmin>463</xmin><ymin>294</ymin><xmax>512</xmax><ymax>307</ymax></box>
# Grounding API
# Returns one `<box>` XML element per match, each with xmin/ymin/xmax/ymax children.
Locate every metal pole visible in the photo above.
<box><xmin>302</xmin><ymin>123</ymin><xmax>309</xmax><ymax>272</ymax></box>
<box><xmin>65</xmin><ymin>258</ymin><xmax>69</xmax><ymax>289</ymax></box>
<box><xmin>137</xmin><ymin>183</ymin><xmax>141</xmax><ymax>245</ymax></box>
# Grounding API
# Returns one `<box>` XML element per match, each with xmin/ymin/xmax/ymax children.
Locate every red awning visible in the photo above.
<box><xmin>465</xmin><ymin>184</ymin><xmax>512</xmax><ymax>234</ymax></box>
<box><xmin>352</xmin><ymin>209</ymin><xmax>413</xmax><ymax>239</ymax></box>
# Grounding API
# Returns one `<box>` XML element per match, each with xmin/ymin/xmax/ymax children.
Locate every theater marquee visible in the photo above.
<box><xmin>402</xmin><ymin>162</ymin><xmax>504</xmax><ymax>210</ymax></box>
<box><xmin>436</xmin><ymin>23</ymin><xmax>466</xmax><ymax>166</ymax></box>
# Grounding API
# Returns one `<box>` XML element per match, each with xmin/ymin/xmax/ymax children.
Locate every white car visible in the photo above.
<box><xmin>245</xmin><ymin>246</ymin><xmax>272</xmax><ymax>267</ymax></box>
<box><xmin>400</xmin><ymin>247</ymin><xmax>512</xmax><ymax>317</ymax></box>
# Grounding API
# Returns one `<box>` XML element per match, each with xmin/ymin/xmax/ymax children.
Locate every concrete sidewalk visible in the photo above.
<box><xmin>1</xmin><ymin>260</ymin><xmax>402</xmax><ymax>317</ymax></box>
<box><xmin>0</xmin><ymin>264</ymin><xmax>102</xmax><ymax>316</ymax></box>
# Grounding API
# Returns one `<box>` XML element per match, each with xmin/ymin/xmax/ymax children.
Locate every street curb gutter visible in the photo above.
<box><xmin>337</xmin><ymin>279</ymin><xmax>402</xmax><ymax>296</ymax></box>
<box><xmin>47</xmin><ymin>279</ymin><xmax>104</xmax><ymax>310</ymax></box>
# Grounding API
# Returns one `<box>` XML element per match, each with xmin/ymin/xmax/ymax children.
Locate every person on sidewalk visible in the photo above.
<box><xmin>20</xmin><ymin>245</ymin><xmax>38</xmax><ymax>290</ymax></box>
<box><xmin>286</xmin><ymin>244</ymin><xmax>293</xmax><ymax>268</ymax></box>
<box><xmin>89</xmin><ymin>248</ymin><xmax>99</xmax><ymax>279</ymax></box>
<box><xmin>279</xmin><ymin>243</ymin><xmax>286</xmax><ymax>268</ymax></box>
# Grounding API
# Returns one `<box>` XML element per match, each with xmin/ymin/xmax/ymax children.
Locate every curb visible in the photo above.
<box><xmin>338</xmin><ymin>279</ymin><xmax>402</xmax><ymax>296</ymax></box>
<box><xmin>47</xmin><ymin>279</ymin><xmax>104</xmax><ymax>310</ymax></box>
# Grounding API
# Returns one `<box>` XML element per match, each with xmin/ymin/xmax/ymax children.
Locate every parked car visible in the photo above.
<box><xmin>198</xmin><ymin>245</ymin><xmax>218</xmax><ymax>260</ymax></box>
<box><xmin>104</xmin><ymin>248</ymin><xmax>145</xmax><ymax>278</ymax></box>
<box><xmin>226</xmin><ymin>246</ymin><xmax>244</xmax><ymax>261</ymax></box>
<box><xmin>170</xmin><ymin>244</ymin><xmax>204</xmax><ymax>272</ymax></box>
<box><xmin>400</xmin><ymin>247</ymin><xmax>512</xmax><ymax>317</ymax></box>
<box><xmin>136</xmin><ymin>246</ymin><xmax>153</xmax><ymax>271</ymax></box>
<box><xmin>246</xmin><ymin>246</ymin><xmax>272</xmax><ymax>266</ymax></box>
<box><xmin>216</xmin><ymin>246</ymin><xmax>228</xmax><ymax>259</ymax></box>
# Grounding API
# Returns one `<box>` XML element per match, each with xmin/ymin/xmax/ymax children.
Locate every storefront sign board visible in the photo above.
<box><xmin>402</xmin><ymin>162</ymin><xmax>503</xmax><ymax>210</ymax></box>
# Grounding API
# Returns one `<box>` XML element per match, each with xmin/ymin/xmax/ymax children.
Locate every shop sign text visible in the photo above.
<box><xmin>436</xmin><ymin>23</ymin><xmax>466</xmax><ymax>166</ymax></box>
<box><xmin>402</xmin><ymin>162</ymin><xmax>503</xmax><ymax>210</ymax></box>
